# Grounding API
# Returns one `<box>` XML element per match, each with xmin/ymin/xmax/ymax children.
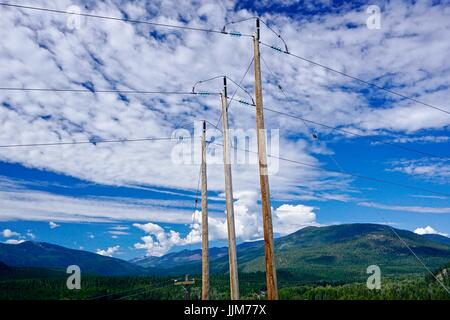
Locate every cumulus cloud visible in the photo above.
<box><xmin>49</xmin><ymin>221</ymin><xmax>60</xmax><ymax>229</ymax></box>
<box><xmin>414</xmin><ymin>226</ymin><xmax>449</xmax><ymax>237</ymax></box>
<box><xmin>96</xmin><ymin>245</ymin><xmax>120</xmax><ymax>257</ymax></box>
<box><xmin>133</xmin><ymin>191</ymin><xmax>318</xmax><ymax>256</ymax></box>
<box><xmin>133</xmin><ymin>222</ymin><xmax>193</xmax><ymax>257</ymax></box>
<box><xmin>1</xmin><ymin>229</ymin><xmax>20</xmax><ymax>238</ymax></box>
<box><xmin>274</xmin><ymin>204</ymin><xmax>318</xmax><ymax>235</ymax></box>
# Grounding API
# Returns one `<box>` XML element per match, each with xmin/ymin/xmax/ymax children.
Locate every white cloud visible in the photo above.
<box><xmin>414</xmin><ymin>226</ymin><xmax>448</xmax><ymax>237</ymax></box>
<box><xmin>0</xmin><ymin>188</ymin><xmax>194</xmax><ymax>223</ymax></box>
<box><xmin>274</xmin><ymin>204</ymin><xmax>318</xmax><ymax>235</ymax></box>
<box><xmin>96</xmin><ymin>245</ymin><xmax>120</xmax><ymax>257</ymax></box>
<box><xmin>359</xmin><ymin>202</ymin><xmax>450</xmax><ymax>214</ymax></box>
<box><xmin>1</xmin><ymin>229</ymin><xmax>20</xmax><ymax>238</ymax></box>
<box><xmin>388</xmin><ymin>159</ymin><xmax>450</xmax><ymax>184</ymax></box>
<box><xmin>110</xmin><ymin>225</ymin><xmax>130</xmax><ymax>231</ymax></box>
<box><xmin>0</xmin><ymin>0</ymin><xmax>397</xmax><ymax>205</ymax></box>
<box><xmin>49</xmin><ymin>221</ymin><xmax>60</xmax><ymax>229</ymax></box>
<box><xmin>133</xmin><ymin>222</ymin><xmax>192</xmax><ymax>257</ymax></box>
<box><xmin>4</xmin><ymin>239</ymin><xmax>25</xmax><ymax>245</ymax></box>
<box><xmin>385</xmin><ymin>136</ymin><xmax>450</xmax><ymax>144</ymax></box>
<box><xmin>411</xmin><ymin>195</ymin><xmax>448</xmax><ymax>200</ymax></box>
<box><xmin>26</xmin><ymin>230</ymin><xmax>36</xmax><ymax>239</ymax></box>
<box><xmin>108</xmin><ymin>231</ymin><xmax>130</xmax><ymax>236</ymax></box>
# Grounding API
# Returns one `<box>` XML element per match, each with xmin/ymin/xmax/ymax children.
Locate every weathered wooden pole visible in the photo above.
<box><xmin>201</xmin><ymin>120</ymin><xmax>209</xmax><ymax>300</ymax></box>
<box><xmin>253</xmin><ymin>18</ymin><xmax>278</xmax><ymax>300</ymax></box>
<box><xmin>221</xmin><ymin>77</ymin><xmax>240</xmax><ymax>300</ymax></box>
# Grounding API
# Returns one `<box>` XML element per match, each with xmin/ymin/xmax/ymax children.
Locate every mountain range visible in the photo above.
<box><xmin>0</xmin><ymin>241</ymin><xmax>145</xmax><ymax>276</ymax></box>
<box><xmin>133</xmin><ymin>223</ymin><xmax>450</xmax><ymax>282</ymax></box>
<box><xmin>1</xmin><ymin>224</ymin><xmax>450</xmax><ymax>282</ymax></box>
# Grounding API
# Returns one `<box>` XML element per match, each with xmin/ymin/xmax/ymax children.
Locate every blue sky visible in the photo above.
<box><xmin>0</xmin><ymin>0</ymin><xmax>449</xmax><ymax>260</ymax></box>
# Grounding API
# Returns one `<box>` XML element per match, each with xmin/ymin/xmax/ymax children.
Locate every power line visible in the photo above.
<box><xmin>261</xmin><ymin>52</ymin><xmax>347</xmax><ymax>175</ymax></box>
<box><xmin>259</xmin><ymin>41</ymin><xmax>450</xmax><ymax>116</ymax></box>
<box><xmin>89</xmin><ymin>285</ymin><xmax>148</xmax><ymax>300</ymax></box>
<box><xmin>0</xmin><ymin>136</ymin><xmax>196</xmax><ymax>149</ymax></box>
<box><xmin>261</xmin><ymin>105</ymin><xmax>447</xmax><ymax>159</ymax></box>
<box><xmin>259</xmin><ymin>53</ymin><xmax>315</xmax><ymax>135</ymax></box>
<box><xmin>231</xmin><ymin>94</ymin><xmax>447</xmax><ymax>158</ymax></box>
<box><xmin>259</xmin><ymin>52</ymin><xmax>450</xmax><ymax>291</ymax></box>
<box><xmin>212</xmin><ymin>136</ymin><xmax>450</xmax><ymax>294</ymax></box>
<box><xmin>89</xmin><ymin>278</ymin><xmax>172</xmax><ymax>300</ymax></box>
<box><xmin>5</xmin><ymin>86</ymin><xmax>444</xmax><ymax>159</ymax></box>
<box><xmin>116</xmin><ymin>279</ymin><xmax>173</xmax><ymax>300</ymax></box>
<box><xmin>192</xmin><ymin>76</ymin><xmax>254</xmax><ymax>104</ymax></box>
<box><xmin>0</xmin><ymin>87</ymin><xmax>217</xmax><ymax>95</ymax></box>
<box><xmin>211</xmin><ymin>142</ymin><xmax>450</xmax><ymax>198</ymax></box>
<box><xmin>374</xmin><ymin>214</ymin><xmax>450</xmax><ymax>295</ymax></box>
<box><xmin>214</xmin><ymin>58</ymin><xmax>254</xmax><ymax>130</ymax></box>
<box><xmin>272</xmin><ymin>153</ymin><xmax>450</xmax><ymax>197</ymax></box>
<box><xmin>0</xmin><ymin>2</ymin><xmax>252</xmax><ymax>37</ymax></box>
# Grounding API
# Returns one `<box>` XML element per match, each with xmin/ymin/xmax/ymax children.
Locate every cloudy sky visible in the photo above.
<box><xmin>0</xmin><ymin>0</ymin><xmax>449</xmax><ymax>260</ymax></box>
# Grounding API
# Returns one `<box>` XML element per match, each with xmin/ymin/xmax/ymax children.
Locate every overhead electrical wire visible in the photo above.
<box><xmin>115</xmin><ymin>279</ymin><xmax>174</xmax><ymax>300</ymax></box>
<box><xmin>211</xmin><ymin>141</ymin><xmax>450</xmax><ymax>198</ymax></box>
<box><xmin>231</xmin><ymin>96</ymin><xmax>446</xmax><ymax>159</ymax></box>
<box><xmin>260</xmin><ymin>52</ymin><xmax>348</xmax><ymax>174</ymax></box>
<box><xmin>0</xmin><ymin>2</ymin><xmax>252</xmax><ymax>37</ymax></box>
<box><xmin>5</xmin><ymin>85</ymin><xmax>442</xmax><ymax>159</ymax></box>
<box><xmin>212</xmin><ymin>138</ymin><xmax>450</xmax><ymax>293</ymax></box>
<box><xmin>258</xmin><ymin>52</ymin><xmax>450</xmax><ymax>291</ymax></box>
<box><xmin>89</xmin><ymin>278</ymin><xmax>172</xmax><ymax>300</ymax></box>
<box><xmin>372</xmin><ymin>213</ymin><xmax>450</xmax><ymax>295</ymax></box>
<box><xmin>192</xmin><ymin>76</ymin><xmax>254</xmax><ymax>105</ymax></box>
<box><xmin>259</xmin><ymin>41</ymin><xmax>450</xmax><ymax>116</ymax></box>
<box><xmin>256</xmin><ymin>54</ymin><xmax>446</xmax><ymax>159</ymax></box>
<box><xmin>0</xmin><ymin>87</ymin><xmax>218</xmax><ymax>95</ymax></box>
<box><xmin>0</xmin><ymin>136</ymin><xmax>197</xmax><ymax>149</ymax></box>
<box><xmin>2</xmin><ymin>3</ymin><xmax>449</xmax><ymax>293</ymax></box>
<box><xmin>214</xmin><ymin>58</ymin><xmax>255</xmax><ymax>130</ymax></box>
<box><xmin>2</xmin><ymin>2</ymin><xmax>448</xmax><ymax>116</ymax></box>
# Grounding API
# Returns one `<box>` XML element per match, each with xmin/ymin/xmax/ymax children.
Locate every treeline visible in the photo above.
<box><xmin>0</xmin><ymin>272</ymin><xmax>449</xmax><ymax>300</ymax></box>
<box><xmin>279</xmin><ymin>278</ymin><xmax>450</xmax><ymax>300</ymax></box>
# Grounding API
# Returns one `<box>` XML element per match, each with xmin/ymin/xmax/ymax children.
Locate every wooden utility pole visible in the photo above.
<box><xmin>253</xmin><ymin>18</ymin><xmax>278</xmax><ymax>300</ymax></box>
<box><xmin>221</xmin><ymin>77</ymin><xmax>240</xmax><ymax>300</ymax></box>
<box><xmin>201</xmin><ymin>121</ymin><xmax>209</xmax><ymax>300</ymax></box>
<box><xmin>174</xmin><ymin>275</ymin><xmax>195</xmax><ymax>300</ymax></box>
